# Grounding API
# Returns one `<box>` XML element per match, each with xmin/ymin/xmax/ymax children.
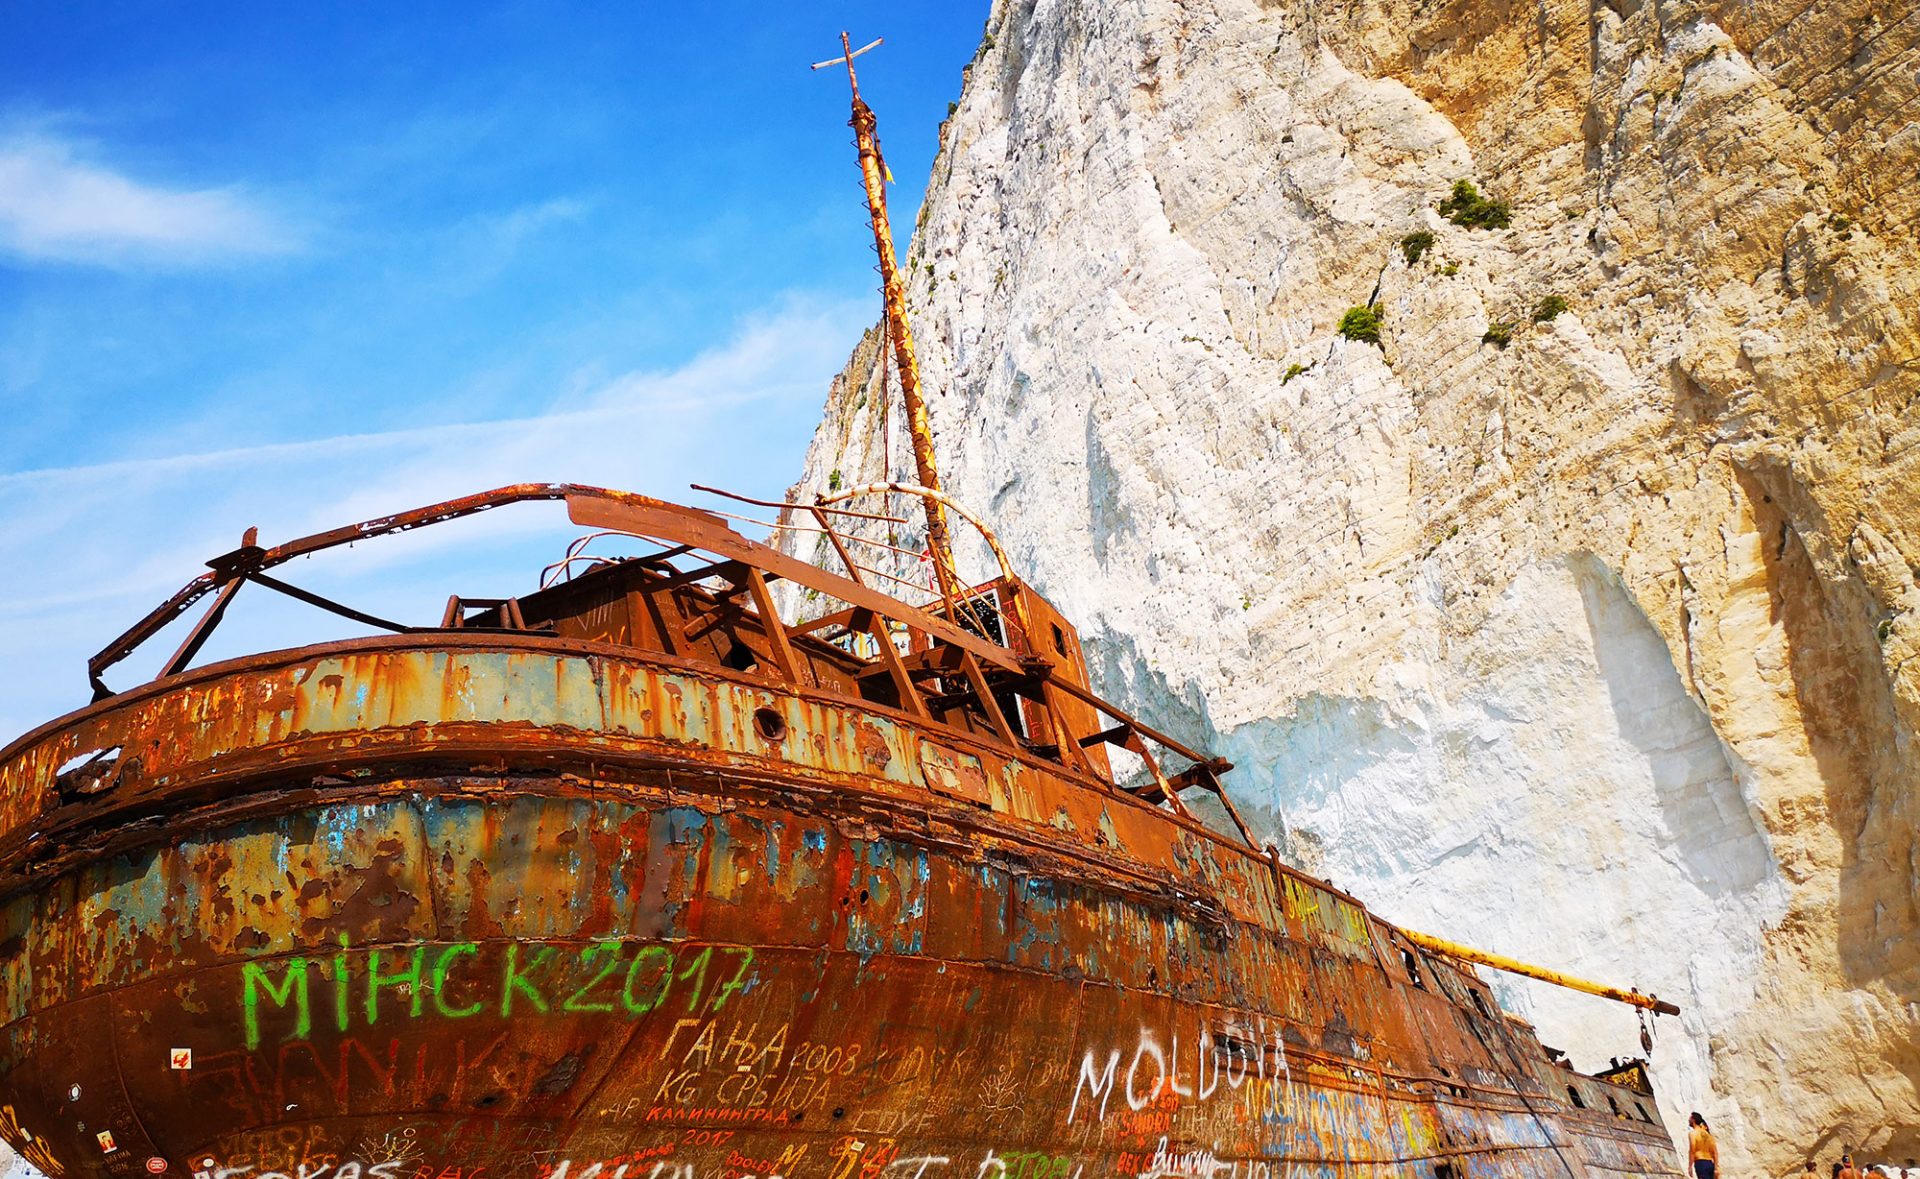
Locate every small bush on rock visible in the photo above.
<box><xmin>1532</xmin><ymin>294</ymin><xmax>1568</xmax><ymax>322</ymax></box>
<box><xmin>1440</xmin><ymin>180</ymin><xmax>1511</xmax><ymax>230</ymax></box>
<box><xmin>1401</xmin><ymin>230</ymin><xmax>1435</xmax><ymax>265</ymax></box>
<box><xmin>1338</xmin><ymin>305</ymin><xmax>1383</xmax><ymax>345</ymax></box>
<box><xmin>1482</xmin><ymin>321</ymin><xmax>1513</xmax><ymax>349</ymax></box>
<box><xmin>1283</xmin><ymin>363</ymin><xmax>1308</xmax><ymax>384</ymax></box>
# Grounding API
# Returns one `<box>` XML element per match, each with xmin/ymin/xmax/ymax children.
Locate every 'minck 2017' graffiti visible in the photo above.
<box><xmin>241</xmin><ymin>939</ymin><xmax>756</xmax><ymax>1050</ymax></box>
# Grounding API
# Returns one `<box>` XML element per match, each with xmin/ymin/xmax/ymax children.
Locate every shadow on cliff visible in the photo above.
<box><xmin>1574</xmin><ymin>554</ymin><xmax>1776</xmax><ymax>901</ymax></box>
<box><xmin>1731</xmin><ymin>462</ymin><xmax>1917</xmax><ymax>995</ymax></box>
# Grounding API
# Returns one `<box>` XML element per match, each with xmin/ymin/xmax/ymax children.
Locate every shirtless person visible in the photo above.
<box><xmin>1687</xmin><ymin>1112</ymin><xmax>1720</xmax><ymax>1178</ymax></box>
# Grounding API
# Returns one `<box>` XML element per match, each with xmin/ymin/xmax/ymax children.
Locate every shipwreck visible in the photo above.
<box><xmin>0</xmin><ymin>34</ymin><xmax>1681</xmax><ymax>1179</ymax></box>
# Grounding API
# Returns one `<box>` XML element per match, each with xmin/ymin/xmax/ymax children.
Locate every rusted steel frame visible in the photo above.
<box><xmin>612</xmin><ymin>554</ymin><xmax>735</xmax><ymax>657</ymax></box>
<box><xmin>670</xmin><ymin>573</ymin><xmax>763</xmax><ymax>645</ymax></box>
<box><xmin>790</xmin><ymin>606</ymin><xmax>861</xmax><ymax>637</ymax></box>
<box><xmin>246</xmin><ymin>571</ymin><xmax>418</xmax><ymax>634</ymax></box>
<box><xmin>567</xmin><ymin>493</ymin><xmax>1022</xmax><ymax>675</ymax></box>
<box><xmin>740</xmin><ymin>566</ymin><xmax>802</xmax><ymax>684</ymax></box>
<box><xmin>88</xmin><ymin>578</ymin><xmax>219</xmax><ymax>696</ymax></box>
<box><xmin>628</xmin><ymin>542</ymin><xmax>698</xmax><ymax>569</ymax></box>
<box><xmin>915</xmin><ymin>650</ymin><xmax>1004</xmax><ymax>733</ymax></box>
<box><xmin>1206</xmin><ymin>774</ymin><xmax>1261</xmax><ymax>848</ymax></box>
<box><xmin>1401</xmin><ymin>928</ymin><xmax>1681</xmax><ymax>1015</ymax></box>
<box><xmin>983</xmin><ymin>666</ymin><xmax>1099</xmax><ymax>779</ymax></box>
<box><xmin>957</xmin><ymin>651</ymin><xmax>1019</xmax><ymax>745</ymax></box>
<box><xmin>851</xmin><ymin>607</ymin><xmax>928</xmax><ymax>718</ymax></box>
<box><xmin>94</xmin><ymin>484</ymin><xmax>724</xmax><ymax>690</ymax></box>
<box><xmin>236</xmin><ymin>482</ymin><xmax>573</xmax><ymax>560</ymax></box>
<box><xmin>441</xmin><ymin>596</ymin><xmax>532</xmax><ymax>630</ymax></box>
<box><xmin>637</xmin><ymin>557</ymin><xmax>746</xmax><ymax>596</ymax></box>
<box><xmin>89</xmin><ymin>481</ymin><xmax>1029</xmax><ymax>725</ymax></box>
<box><xmin>1037</xmin><ymin>679</ymin><xmax>1104</xmax><ymax>781</ymax></box>
<box><xmin>817</xmin><ymin>482</ymin><xmax>1017</xmax><ymax>640</ymax></box>
<box><xmin>1077</xmin><ymin>721</ymin><xmax>1179</xmax><ymax>802</ymax></box>
<box><xmin>539</xmin><ymin>529</ymin><xmax>684</xmax><ymax>587</ymax></box>
<box><xmin>808</xmin><ymin>505</ymin><xmax>866</xmax><ymax>587</ymax></box>
<box><xmin>1038</xmin><ymin>663</ymin><xmax>1226</xmax><ymax>772</ymax></box>
<box><xmin>627</xmin><ymin>583</ymin><xmax>682</xmax><ymax>656</ymax></box>
<box><xmin>897</xmin><ymin>642</ymin><xmax>967</xmax><ymax>676</ymax></box>
<box><xmin>696</xmin><ymin>506</ymin><xmax>927</xmax><ymax>562</ymax></box>
<box><xmin>158</xmin><ymin>574</ymin><xmax>245</xmax><ymax>679</ymax></box>
<box><xmin>88</xmin><ymin>482</ymin><xmax>575</xmax><ymax>692</ymax></box>
<box><xmin>1133</xmin><ymin>739</ymin><xmax>1191</xmax><ymax>817</ymax></box>
<box><xmin>1076</xmin><ymin>721</ymin><xmax>1133</xmax><ymax>750</ymax></box>
<box><xmin>681</xmin><ymin>601</ymin><xmax>743</xmax><ymax>643</ymax></box>
<box><xmin>1122</xmin><ymin>726</ymin><xmax>1174</xmax><ymax>800</ymax></box>
<box><xmin>1163</xmin><ymin>759</ymin><xmax>1260</xmax><ymax>849</ymax></box>
<box><xmin>820</xmin><ymin>481</ymin><xmax>1020</xmax><ymax>586</ymax></box>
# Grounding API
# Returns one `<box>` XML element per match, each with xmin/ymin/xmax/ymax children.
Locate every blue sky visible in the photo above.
<box><xmin>0</xmin><ymin>3</ymin><xmax>989</xmax><ymax>739</ymax></box>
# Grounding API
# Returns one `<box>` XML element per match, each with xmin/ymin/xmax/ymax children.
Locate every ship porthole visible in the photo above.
<box><xmin>753</xmin><ymin>707</ymin><xmax>788</xmax><ymax>743</ymax></box>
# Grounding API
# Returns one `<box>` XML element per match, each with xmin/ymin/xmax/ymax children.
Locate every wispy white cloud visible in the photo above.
<box><xmin>422</xmin><ymin>196</ymin><xmax>591</xmax><ymax>292</ymax></box>
<box><xmin>0</xmin><ymin>132</ymin><xmax>298</xmax><ymax>266</ymax></box>
<box><xmin>0</xmin><ymin>295</ymin><xmax>865</xmax><ymax>736</ymax></box>
<box><xmin>486</xmin><ymin>197</ymin><xmax>587</xmax><ymax>242</ymax></box>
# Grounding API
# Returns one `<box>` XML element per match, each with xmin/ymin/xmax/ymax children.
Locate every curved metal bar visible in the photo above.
<box><xmin>818</xmin><ymin>481</ymin><xmax>1019</xmax><ymax>586</ymax></box>
<box><xmin>88</xmin><ymin>483</ymin><xmax>580</xmax><ymax>696</ymax></box>
<box><xmin>90</xmin><ymin>482</ymin><xmax>1042</xmax><ymax>700</ymax></box>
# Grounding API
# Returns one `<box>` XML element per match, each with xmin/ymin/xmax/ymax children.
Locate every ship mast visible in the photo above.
<box><xmin>813</xmin><ymin>32</ymin><xmax>963</xmax><ymax>615</ymax></box>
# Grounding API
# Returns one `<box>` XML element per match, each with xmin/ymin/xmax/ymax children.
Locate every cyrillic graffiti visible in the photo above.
<box><xmin>241</xmin><ymin>940</ymin><xmax>754</xmax><ymax>1050</ymax></box>
<box><xmin>189</xmin><ymin>1161</ymin><xmax>405</xmax><ymax>1179</ymax></box>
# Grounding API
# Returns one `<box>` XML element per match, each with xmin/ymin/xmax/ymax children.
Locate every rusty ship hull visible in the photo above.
<box><xmin>1</xmin><ymin>650</ymin><xmax>1677</xmax><ymax>1177</ymax></box>
<box><xmin>0</xmin><ymin>487</ymin><xmax>1679</xmax><ymax>1179</ymax></box>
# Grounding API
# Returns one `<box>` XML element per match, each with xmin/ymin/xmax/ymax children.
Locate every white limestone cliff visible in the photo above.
<box><xmin>787</xmin><ymin>0</ymin><xmax>1920</xmax><ymax>1170</ymax></box>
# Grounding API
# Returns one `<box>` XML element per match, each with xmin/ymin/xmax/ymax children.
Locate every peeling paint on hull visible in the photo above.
<box><xmin>0</xmin><ymin>640</ymin><xmax>1678</xmax><ymax>1179</ymax></box>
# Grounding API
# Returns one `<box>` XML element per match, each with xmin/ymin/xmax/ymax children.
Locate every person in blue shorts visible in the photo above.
<box><xmin>1687</xmin><ymin>1112</ymin><xmax>1720</xmax><ymax>1179</ymax></box>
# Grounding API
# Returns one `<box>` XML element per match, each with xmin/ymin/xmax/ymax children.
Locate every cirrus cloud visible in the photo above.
<box><xmin>0</xmin><ymin>132</ymin><xmax>299</xmax><ymax>267</ymax></box>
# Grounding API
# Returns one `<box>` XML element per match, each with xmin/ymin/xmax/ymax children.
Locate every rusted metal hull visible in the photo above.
<box><xmin>0</xmin><ymin>639</ymin><xmax>1677</xmax><ymax>1179</ymax></box>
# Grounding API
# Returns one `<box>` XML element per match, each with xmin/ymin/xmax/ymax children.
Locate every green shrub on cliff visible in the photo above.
<box><xmin>1338</xmin><ymin>305</ymin><xmax>1383</xmax><ymax>345</ymax></box>
<box><xmin>1440</xmin><ymin>180</ymin><xmax>1511</xmax><ymax>230</ymax></box>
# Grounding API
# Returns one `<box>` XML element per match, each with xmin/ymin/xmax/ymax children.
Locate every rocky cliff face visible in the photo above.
<box><xmin>788</xmin><ymin>0</ymin><xmax>1920</xmax><ymax>1170</ymax></box>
